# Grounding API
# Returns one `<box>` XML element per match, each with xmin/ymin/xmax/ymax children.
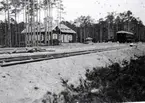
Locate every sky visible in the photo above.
<box><xmin>0</xmin><ymin>0</ymin><xmax>145</xmax><ymax>24</ymax></box>
<box><xmin>62</xmin><ymin>0</ymin><xmax>145</xmax><ymax>24</ymax></box>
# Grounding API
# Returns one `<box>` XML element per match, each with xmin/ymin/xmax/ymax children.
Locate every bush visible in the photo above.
<box><xmin>60</xmin><ymin>56</ymin><xmax>145</xmax><ymax>103</ymax></box>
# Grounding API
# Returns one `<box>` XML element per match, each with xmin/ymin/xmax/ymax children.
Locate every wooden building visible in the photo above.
<box><xmin>21</xmin><ymin>23</ymin><xmax>76</xmax><ymax>46</ymax></box>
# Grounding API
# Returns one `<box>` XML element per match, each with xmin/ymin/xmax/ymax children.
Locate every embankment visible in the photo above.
<box><xmin>0</xmin><ymin>43</ymin><xmax>145</xmax><ymax>103</ymax></box>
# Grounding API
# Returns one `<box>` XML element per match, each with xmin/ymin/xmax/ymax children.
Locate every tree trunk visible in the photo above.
<box><xmin>32</xmin><ymin>0</ymin><xmax>36</xmax><ymax>46</ymax></box>
<box><xmin>80</xmin><ymin>27</ymin><xmax>82</xmax><ymax>43</ymax></box>
<box><xmin>18</xmin><ymin>13</ymin><xmax>20</xmax><ymax>47</ymax></box>
<box><xmin>15</xmin><ymin>7</ymin><xmax>17</xmax><ymax>47</ymax></box>
<box><xmin>108</xmin><ymin>23</ymin><xmax>110</xmax><ymax>40</ymax></box>
<box><xmin>50</xmin><ymin>3</ymin><xmax>53</xmax><ymax>45</ymax></box>
<box><xmin>44</xmin><ymin>8</ymin><xmax>47</xmax><ymax>45</ymax></box>
<box><xmin>38</xmin><ymin>0</ymin><xmax>41</xmax><ymax>45</ymax></box>
<box><xmin>4</xmin><ymin>10</ymin><xmax>7</xmax><ymax>46</ymax></box>
<box><xmin>6</xmin><ymin>0</ymin><xmax>11</xmax><ymax>47</ymax></box>
<box><xmin>100</xmin><ymin>25</ymin><xmax>102</xmax><ymax>42</ymax></box>
<box><xmin>47</xmin><ymin>0</ymin><xmax>49</xmax><ymax>46</ymax></box>
<box><xmin>28</xmin><ymin>7</ymin><xmax>30</xmax><ymax>47</ymax></box>
<box><xmin>84</xmin><ymin>27</ymin><xmax>86</xmax><ymax>43</ymax></box>
<box><xmin>36</xmin><ymin>1</ymin><xmax>39</xmax><ymax>46</ymax></box>
<box><xmin>25</xmin><ymin>0</ymin><xmax>27</xmax><ymax>47</ymax></box>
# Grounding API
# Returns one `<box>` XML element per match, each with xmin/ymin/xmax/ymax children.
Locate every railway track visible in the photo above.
<box><xmin>0</xmin><ymin>46</ymin><xmax>126</xmax><ymax>67</ymax></box>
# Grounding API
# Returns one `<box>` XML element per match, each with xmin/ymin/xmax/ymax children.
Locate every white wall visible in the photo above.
<box><xmin>26</xmin><ymin>33</ymin><xmax>73</xmax><ymax>44</ymax></box>
<box><xmin>26</xmin><ymin>33</ymin><xmax>44</xmax><ymax>43</ymax></box>
<box><xmin>61</xmin><ymin>34</ymin><xmax>73</xmax><ymax>43</ymax></box>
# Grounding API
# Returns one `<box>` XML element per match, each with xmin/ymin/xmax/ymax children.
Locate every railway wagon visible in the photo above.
<box><xmin>117</xmin><ymin>31</ymin><xmax>134</xmax><ymax>43</ymax></box>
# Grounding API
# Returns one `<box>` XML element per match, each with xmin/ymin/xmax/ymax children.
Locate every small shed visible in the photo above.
<box><xmin>85</xmin><ymin>37</ymin><xmax>93</xmax><ymax>44</ymax></box>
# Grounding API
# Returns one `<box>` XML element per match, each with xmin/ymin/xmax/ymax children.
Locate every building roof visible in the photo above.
<box><xmin>117</xmin><ymin>31</ymin><xmax>134</xmax><ymax>35</ymax></box>
<box><xmin>21</xmin><ymin>23</ymin><xmax>76</xmax><ymax>34</ymax></box>
<box><xmin>58</xmin><ymin>24</ymin><xmax>76</xmax><ymax>34</ymax></box>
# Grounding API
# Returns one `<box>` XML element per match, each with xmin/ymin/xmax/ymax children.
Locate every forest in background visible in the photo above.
<box><xmin>62</xmin><ymin>10</ymin><xmax>145</xmax><ymax>43</ymax></box>
<box><xmin>0</xmin><ymin>0</ymin><xmax>145</xmax><ymax>47</ymax></box>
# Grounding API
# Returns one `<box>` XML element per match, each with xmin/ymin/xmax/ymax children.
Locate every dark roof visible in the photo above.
<box><xmin>21</xmin><ymin>23</ymin><xmax>76</xmax><ymax>34</ymax></box>
<box><xmin>117</xmin><ymin>31</ymin><xmax>134</xmax><ymax>35</ymax></box>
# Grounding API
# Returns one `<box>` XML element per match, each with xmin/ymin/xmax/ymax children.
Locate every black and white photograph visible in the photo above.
<box><xmin>0</xmin><ymin>0</ymin><xmax>145</xmax><ymax>103</ymax></box>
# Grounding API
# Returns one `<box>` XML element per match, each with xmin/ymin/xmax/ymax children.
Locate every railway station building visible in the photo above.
<box><xmin>21</xmin><ymin>23</ymin><xmax>76</xmax><ymax>46</ymax></box>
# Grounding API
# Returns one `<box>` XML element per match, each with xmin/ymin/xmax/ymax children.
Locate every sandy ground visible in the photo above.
<box><xmin>0</xmin><ymin>43</ymin><xmax>145</xmax><ymax>103</ymax></box>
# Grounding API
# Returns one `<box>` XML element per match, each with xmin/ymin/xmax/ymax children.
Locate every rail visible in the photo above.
<box><xmin>0</xmin><ymin>46</ymin><xmax>126</xmax><ymax>67</ymax></box>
